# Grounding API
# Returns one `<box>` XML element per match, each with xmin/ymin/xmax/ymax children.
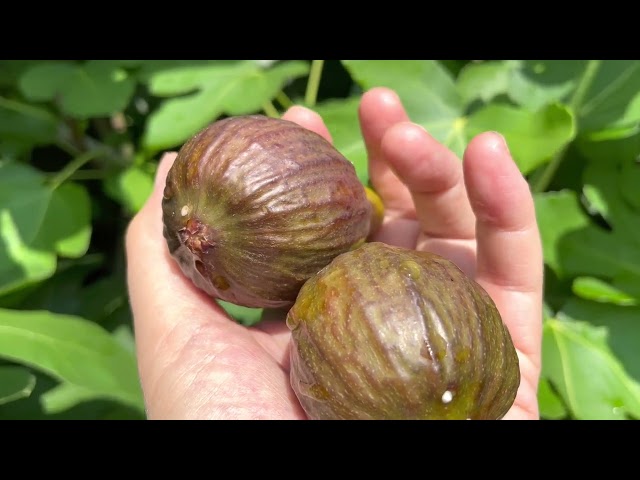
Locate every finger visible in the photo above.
<box><xmin>358</xmin><ymin>87</ymin><xmax>414</xmax><ymax>216</ymax></box>
<box><xmin>380</xmin><ymin>122</ymin><xmax>476</xmax><ymax>240</ymax></box>
<box><xmin>463</xmin><ymin>132</ymin><xmax>543</xmax><ymax>367</ymax></box>
<box><xmin>282</xmin><ymin>106</ymin><xmax>333</xmax><ymax>143</ymax></box>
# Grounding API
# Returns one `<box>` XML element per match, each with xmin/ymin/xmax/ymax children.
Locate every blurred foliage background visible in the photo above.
<box><xmin>0</xmin><ymin>60</ymin><xmax>639</xmax><ymax>420</ymax></box>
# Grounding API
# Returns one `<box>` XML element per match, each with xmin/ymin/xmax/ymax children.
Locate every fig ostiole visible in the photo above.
<box><xmin>286</xmin><ymin>242</ymin><xmax>520</xmax><ymax>420</ymax></box>
<box><xmin>162</xmin><ymin>115</ymin><xmax>377</xmax><ymax>309</ymax></box>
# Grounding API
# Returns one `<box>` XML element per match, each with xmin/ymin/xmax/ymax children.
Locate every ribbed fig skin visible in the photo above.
<box><xmin>287</xmin><ymin>242</ymin><xmax>520</xmax><ymax>420</ymax></box>
<box><xmin>162</xmin><ymin>115</ymin><xmax>372</xmax><ymax>308</ymax></box>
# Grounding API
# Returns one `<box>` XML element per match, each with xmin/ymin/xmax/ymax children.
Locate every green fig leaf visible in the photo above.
<box><xmin>0</xmin><ymin>308</ymin><xmax>144</xmax><ymax>412</ymax></box>
<box><xmin>142</xmin><ymin>60</ymin><xmax>310</xmax><ymax>151</ymax></box>
<box><xmin>572</xmin><ymin>276</ymin><xmax>638</xmax><ymax>306</ymax></box>
<box><xmin>19</xmin><ymin>60</ymin><xmax>136</xmax><ymax>119</ymax></box>
<box><xmin>466</xmin><ymin>103</ymin><xmax>575</xmax><ymax>174</ymax></box>
<box><xmin>40</xmin><ymin>382</ymin><xmax>103</xmax><ymax>414</ymax></box>
<box><xmin>457</xmin><ymin>60</ymin><xmax>640</xmax><ymax>139</ymax></box>
<box><xmin>456</xmin><ymin>60</ymin><xmax>578</xmax><ymax>111</ymax></box>
<box><xmin>537</xmin><ymin>377</ymin><xmax>568</xmax><ymax>420</ymax></box>
<box><xmin>19</xmin><ymin>62</ymin><xmax>77</xmax><ymax>101</ymax></box>
<box><xmin>0</xmin><ymin>162</ymin><xmax>92</xmax><ymax>294</ymax></box>
<box><xmin>218</xmin><ymin>300</ymin><xmax>263</xmax><ymax>327</ymax></box>
<box><xmin>582</xmin><ymin>154</ymin><xmax>640</xmax><ymax>245</ymax></box>
<box><xmin>313</xmin><ymin>97</ymin><xmax>368</xmax><ymax>183</ymax></box>
<box><xmin>561</xmin><ymin>298</ymin><xmax>640</xmax><ymax>382</ymax></box>
<box><xmin>542</xmin><ymin>316</ymin><xmax>640</xmax><ymax>420</ymax></box>
<box><xmin>104</xmin><ymin>165</ymin><xmax>155</xmax><ymax>215</ymax></box>
<box><xmin>0</xmin><ymin>366</ymin><xmax>36</xmax><ymax>406</ymax></box>
<box><xmin>0</xmin><ymin>98</ymin><xmax>58</xmax><ymax>157</ymax></box>
<box><xmin>338</xmin><ymin>60</ymin><xmax>574</xmax><ymax>178</ymax></box>
<box><xmin>533</xmin><ymin>190</ymin><xmax>592</xmax><ymax>276</ymax></box>
<box><xmin>553</xmin><ymin>159</ymin><xmax>640</xmax><ymax>288</ymax></box>
<box><xmin>457</xmin><ymin>60</ymin><xmax>522</xmax><ymax>106</ymax></box>
<box><xmin>342</xmin><ymin>60</ymin><xmax>466</xmax><ymax>155</ymax></box>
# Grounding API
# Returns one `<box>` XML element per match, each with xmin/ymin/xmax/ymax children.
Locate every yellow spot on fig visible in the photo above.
<box><xmin>213</xmin><ymin>275</ymin><xmax>230</xmax><ymax>291</ymax></box>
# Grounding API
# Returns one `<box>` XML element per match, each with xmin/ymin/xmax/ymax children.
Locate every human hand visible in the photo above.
<box><xmin>125</xmin><ymin>87</ymin><xmax>543</xmax><ymax>420</ymax></box>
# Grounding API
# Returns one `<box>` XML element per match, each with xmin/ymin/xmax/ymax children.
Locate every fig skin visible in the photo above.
<box><xmin>287</xmin><ymin>242</ymin><xmax>520</xmax><ymax>420</ymax></box>
<box><xmin>161</xmin><ymin>115</ymin><xmax>372</xmax><ymax>309</ymax></box>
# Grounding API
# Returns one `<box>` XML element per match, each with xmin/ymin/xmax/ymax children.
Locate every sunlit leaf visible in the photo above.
<box><xmin>0</xmin><ymin>308</ymin><xmax>144</xmax><ymax>412</ymax></box>
<box><xmin>466</xmin><ymin>103</ymin><xmax>575</xmax><ymax>174</ymax></box>
<box><xmin>0</xmin><ymin>162</ymin><xmax>92</xmax><ymax>294</ymax></box>
<box><xmin>561</xmin><ymin>298</ymin><xmax>640</xmax><ymax>382</ymax></box>
<box><xmin>104</xmin><ymin>165</ymin><xmax>155</xmax><ymax>215</ymax></box>
<box><xmin>542</xmin><ymin>316</ymin><xmax>640</xmax><ymax>420</ymax></box>
<box><xmin>313</xmin><ymin>97</ymin><xmax>368</xmax><ymax>183</ymax></box>
<box><xmin>341</xmin><ymin>61</ymin><xmax>574</xmax><ymax>174</ymax></box>
<box><xmin>342</xmin><ymin>60</ymin><xmax>466</xmax><ymax>154</ymax></box>
<box><xmin>572</xmin><ymin>276</ymin><xmax>637</xmax><ymax>306</ymax></box>
<box><xmin>142</xmin><ymin>60</ymin><xmax>309</xmax><ymax>151</ymax></box>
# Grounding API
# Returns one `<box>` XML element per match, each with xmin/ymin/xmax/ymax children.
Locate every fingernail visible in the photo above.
<box><xmin>490</xmin><ymin>131</ymin><xmax>510</xmax><ymax>155</ymax></box>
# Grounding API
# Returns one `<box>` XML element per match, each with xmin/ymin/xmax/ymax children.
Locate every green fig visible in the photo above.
<box><xmin>161</xmin><ymin>115</ymin><xmax>373</xmax><ymax>309</ymax></box>
<box><xmin>287</xmin><ymin>242</ymin><xmax>520</xmax><ymax>420</ymax></box>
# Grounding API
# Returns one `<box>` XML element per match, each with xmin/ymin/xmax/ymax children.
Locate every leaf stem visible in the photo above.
<box><xmin>532</xmin><ymin>60</ymin><xmax>602</xmax><ymax>194</ymax></box>
<box><xmin>304</xmin><ymin>60</ymin><xmax>325</xmax><ymax>107</ymax></box>
<box><xmin>63</xmin><ymin>169</ymin><xmax>109</xmax><ymax>181</ymax></box>
<box><xmin>261</xmin><ymin>101</ymin><xmax>280</xmax><ymax>118</ymax></box>
<box><xmin>48</xmin><ymin>150</ymin><xmax>105</xmax><ymax>190</ymax></box>
<box><xmin>275</xmin><ymin>91</ymin><xmax>294</xmax><ymax>109</ymax></box>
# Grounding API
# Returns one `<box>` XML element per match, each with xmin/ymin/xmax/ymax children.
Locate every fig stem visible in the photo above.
<box><xmin>305</xmin><ymin>60</ymin><xmax>325</xmax><ymax>107</ymax></box>
<box><xmin>262</xmin><ymin>101</ymin><xmax>280</xmax><ymax>118</ymax></box>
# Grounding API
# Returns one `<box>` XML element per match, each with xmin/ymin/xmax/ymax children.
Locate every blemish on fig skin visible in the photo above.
<box><xmin>181</xmin><ymin>205</ymin><xmax>191</xmax><ymax>216</ymax></box>
<box><xmin>213</xmin><ymin>275</ymin><xmax>230</xmax><ymax>291</ymax></box>
<box><xmin>441</xmin><ymin>390</ymin><xmax>453</xmax><ymax>404</ymax></box>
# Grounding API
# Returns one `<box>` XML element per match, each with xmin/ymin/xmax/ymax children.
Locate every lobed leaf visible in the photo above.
<box><xmin>19</xmin><ymin>60</ymin><xmax>136</xmax><ymax>119</ymax></box>
<box><xmin>340</xmin><ymin>60</ymin><xmax>574</xmax><ymax>175</ymax></box>
<box><xmin>0</xmin><ymin>308</ymin><xmax>144</xmax><ymax>412</ymax></box>
<box><xmin>561</xmin><ymin>298</ymin><xmax>640</xmax><ymax>382</ymax></box>
<box><xmin>142</xmin><ymin>60</ymin><xmax>309</xmax><ymax>151</ymax></box>
<box><xmin>466</xmin><ymin>103</ymin><xmax>575</xmax><ymax>174</ymax></box>
<box><xmin>533</xmin><ymin>190</ymin><xmax>592</xmax><ymax>276</ymax></box>
<box><xmin>0</xmin><ymin>162</ymin><xmax>92</xmax><ymax>294</ymax></box>
<box><xmin>542</xmin><ymin>316</ymin><xmax>640</xmax><ymax>420</ymax></box>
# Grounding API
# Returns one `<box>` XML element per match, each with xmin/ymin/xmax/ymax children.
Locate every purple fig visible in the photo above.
<box><xmin>287</xmin><ymin>242</ymin><xmax>520</xmax><ymax>420</ymax></box>
<box><xmin>161</xmin><ymin>115</ymin><xmax>373</xmax><ymax>309</ymax></box>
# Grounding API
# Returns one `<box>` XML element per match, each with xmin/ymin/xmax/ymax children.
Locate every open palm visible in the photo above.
<box><xmin>126</xmin><ymin>87</ymin><xmax>543</xmax><ymax>420</ymax></box>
